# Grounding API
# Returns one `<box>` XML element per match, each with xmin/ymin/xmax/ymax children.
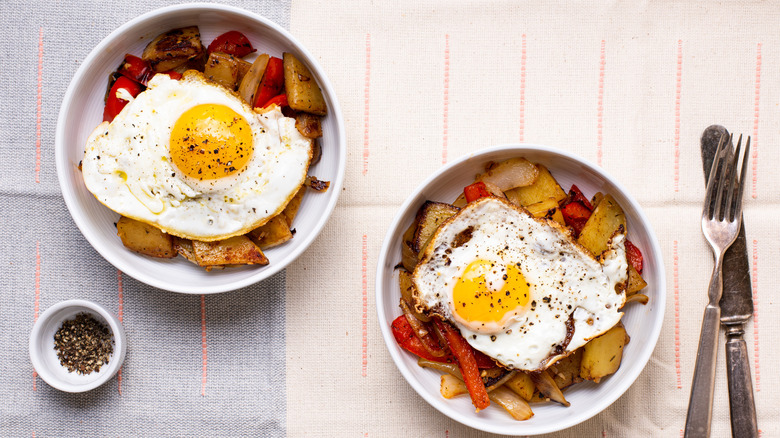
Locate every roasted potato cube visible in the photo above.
<box><xmin>504</xmin><ymin>372</ymin><xmax>534</xmax><ymax>401</ymax></box>
<box><xmin>524</xmin><ymin>197</ymin><xmax>566</xmax><ymax>226</ymax></box>
<box><xmin>398</xmin><ymin>268</ymin><xmax>430</xmax><ymax>322</ymax></box>
<box><xmin>192</xmin><ymin>235</ymin><xmax>268</xmax><ymax>266</ymax></box>
<box><xmin>204</xmin><ymin>52</ymin><xmax>241</xmax><ymax>90</ymax></box>
<box><xmin>412</xmin><ymin>201</ymin><xmax>459</xmax><ymax>254</ymax></box>
<box><xmin>440</xmin><ymin>374</ymin><xmax>469</xmax><ymax>399</ymax></box>
<box><xmin>504</xmin><ymin>164</ymin><xmax>566</xmax><ymax>206</ymax></box>
<box><xmin>577</xmin><ymin>194</ymin><xmax>627</xmax><ymax>257</ymax></box>
<box><xmin>283</xmin><ymin>52</ymin><xmax>327</xmax><ymax>115</ymax></box>
<box><xmin>282</xmin><ymin>187</ymin><xmax>306</xmax><ymax>227</ymax></box>
<box><xmin>248</xmin><ymin>215</ymin><xmax>294</xmax><ymax>249</ymax></box>
<box><xmin>116</xmin><ymin>216</ymin><xmax>176</xmax><ymax>258</ymax></box>
<box><xmin>142</xmin><ymin>26</ymin><xmax>204</xmax><ymax>72</ymax></box>
<box><xmin>627</xmin><ymin>264</ymin><xmax>648</xmax><ymax>294</ymax></box>
<box><xmin>590</xmin><ymin>191</ymin><xmax>605</xmax><ymax>209</ymax></box>
<box><xmin>295</xmin><ymin>113</ymin><xmax>323</xmax><ymax>138</ymax></box>
<box><xmin>548</xmin><ymin>349</ymin><xmax>584</xmax><ymax>389</ymax></box>
<box><xmin>236</xmin><ymin>57</ymin><xmax>252</xmax><ymax>83</ymax></box>
<box><xmin>580</xmin><ymin>324</ymin><xmax>630</xmax><ymax>383</ymax></box>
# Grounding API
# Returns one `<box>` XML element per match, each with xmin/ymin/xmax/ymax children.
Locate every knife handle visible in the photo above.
<box><xmin>685</xmin><ymin>304</ymin><xmax>721</xmax><ymax>438</ymax></box>
<box><xmin>725</xmin><ymin>327</ymin><xmax>758</xmax><ymax>438</ymax></box>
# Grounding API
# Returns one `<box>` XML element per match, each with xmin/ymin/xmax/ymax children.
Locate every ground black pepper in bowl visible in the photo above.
<box><xmin>53</xmin><ymin>313</ymin><xmax>114</xmax><ymax>374</ymax></box>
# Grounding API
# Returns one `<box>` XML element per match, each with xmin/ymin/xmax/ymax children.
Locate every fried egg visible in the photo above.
<box><xmin>82</xmin><ymin>71</ymin><xmax>312</xmax><ymax>241</ymax></box>
<box><xmin>412</xmin><ymin>197</ymin><xmax>628</xmax><ymax>371</ymax></box>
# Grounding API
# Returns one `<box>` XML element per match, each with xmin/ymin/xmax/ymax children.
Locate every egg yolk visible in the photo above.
<box><xmin>170</xmin><ymin>103</ymin><xmax>254</xmax><ymax>180</ymax></box>
<box><xmin>452</xmin><ymin>260</ymin><xmax>530</xmax><ymax>329</ymax></box>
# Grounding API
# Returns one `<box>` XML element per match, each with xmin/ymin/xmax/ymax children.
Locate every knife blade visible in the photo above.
<box><xmin>700</xmin><ymin>125</ymin><xmax>757</xmax><ymax>438</ymax></box>
<box><xmin>701</xmin><ymin>126</ymin><xmax>753</xmax><ymax>320</ymax></box>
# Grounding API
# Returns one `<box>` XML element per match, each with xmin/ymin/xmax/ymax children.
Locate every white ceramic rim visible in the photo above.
<box><xmin>54</xmin><ymin>3</ymin><xmax>346</xmax><ymax>293</ymax></box>
<box><xmin>375</xmin><ymin>144</ymin><xmax>666</xmax><ymax>435</ymax></box>
<box><xmin>29</xmin><ymin>299</ymin><xmax>127</xmax><ymax>393</ymax></box>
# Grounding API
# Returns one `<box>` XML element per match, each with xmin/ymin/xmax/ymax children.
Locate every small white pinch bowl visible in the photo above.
<box><xmin>30</xmin><ymin>300</ymin><xmax>127</xmax><ymax>393</ymax></box>
<box><xmin>375</xmin><ymin>144</ymin><xmax>666</xmax><ymax>435</ymax></box>
<box><xmin>55</xmin><ymin>3</ymin><xmax>346</xmax><ymax>293</ymax></box>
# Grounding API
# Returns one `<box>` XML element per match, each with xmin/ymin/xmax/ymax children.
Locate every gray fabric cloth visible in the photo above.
<box><xmin>0</xmin><ymin>1</ymin><xmax>291</xmax><ymax>436</ymax></box>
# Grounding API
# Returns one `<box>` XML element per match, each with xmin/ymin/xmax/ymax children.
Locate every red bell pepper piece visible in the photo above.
<box><xmin>207</xmin><ymin>31</ymin><xmax>256</xmax><ymax>58</ymax></box>
<box><xmin>103</xmin><ymin>76</ymin><xmax>143</xmax><ymax>122</ymax></box>
<box><xmin>567</xmin><ymin>184</ymin><xmax>593</xmax><ymax>211</ymax></box>
<box><xmin>561</xmin><ymin>201</ymin><xmax>592</xmax><ymax>237</ymax></box>
<box><xmin>117</xmin><ymin>54</ymin><xmax>151</xmax><ymax>85</ymax></box>
<box><xmin>463</xmin><ymin>181</ymin><xmax>492</xmax><ymax>203</ymax></box>
<box><xmin>434</xmin><ymin>319</ymin><xmax>490</xmax><ymax>411</ymax></box>
<box><xmin>253</xmin><ymin>57</ymin><xmax>285</xmax><ymax>108</ymax></box>
<box><xmin>625</xmin><ymin>239</ymin><xmax>644</xmax><ymax>274</ymax></box>
<box><xmin>391</xmin><ymin>316</ymin><xmax>452</xmax><ymax>363</ymax></box>
<box><xmin>262</xmin><ymin>94</ymin><xmax>288</xmax><ymax>108</ymax></box>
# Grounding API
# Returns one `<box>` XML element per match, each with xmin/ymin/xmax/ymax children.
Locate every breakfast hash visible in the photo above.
<box><xmin>81</xmin><ymin>27</ymin><xmax>329</xmax><ymax>270</ymax></box>
<box><xmin>393</xmin><ymin>157</ymin><xmax>648</xmax><ymax>420</ymax></box>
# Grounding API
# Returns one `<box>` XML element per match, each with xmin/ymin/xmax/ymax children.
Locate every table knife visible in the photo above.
<box><xmin>700</xmin><ymin>125</ymin><xmax>758</xmax><ymax>438</ymax></box>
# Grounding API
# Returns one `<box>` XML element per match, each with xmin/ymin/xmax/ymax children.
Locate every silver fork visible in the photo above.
<box><xmin>685</xmin><ymin>133</ymin><xmax>750</xmax><ymax>438</ymax></box>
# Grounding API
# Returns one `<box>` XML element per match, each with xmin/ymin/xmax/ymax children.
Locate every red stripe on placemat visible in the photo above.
<box><xmin>117</xmin><ymin>270</ymin><xmax>124</xmax><ymax>394</ymax></box>
<box><xmin>442</xmin><ymin>34</ymin><xmax>451</xmax><ymax>164</ymax></box>
<box><xmin>673</xmin><ymin>241</ymin><xmax>681</xmax><ymax>388</ymax></box>
<box><xmin>752</xmin><ymin>240</ymin><xmax>760</xmax><ymax>391</ymax></box>
<box><xmin>674</xmin><ymin>40</ymin><xmax>682</xmax><ymax>192</ymax></box>
<box><xmin>596</xmin><ymin>40</ymin><xmax>605</xmax><ymax>166</ymax></box>
<box><xmin>33</xmin><ymin>241</ymin><xmax>41</xmax><ymax>390</ymax></box>
<box><xmin>519</xmin><ymin>34</ymin><xmax>527</xmax><ymax>142</ymax></box>
<box><xmin>362</xmin><ymin>33</ymin><xmax>371</xmax><ymax>175</ymax></box>
<box><xmin>752</xmin><ymin>43</ymin><xmax>761</xmax><ymax>199</ymax></box>
<box><xmin>361</xmin><ymin>234</ymin><xmax>368</xmax><ymax>377</ymax></box>
<box><xmin>200</xmin><ymin>295</ymin><xmax>208</xmax><ymax>396</ymax></box>
<box><xmin>35</xmin><ymin>28</ymin><xmax>43</xmax><ymax>183</ymax></box>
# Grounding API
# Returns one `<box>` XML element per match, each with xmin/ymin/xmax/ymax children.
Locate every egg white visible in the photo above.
<box><xmin>82</xmin><ymin>71</ymin><xmax>312</xmax><ymax>241</ymax></box>
<box><xmin>412</xmin><ymin>197</ymin><xmax>628</xmax><ymax>371</ymax></box>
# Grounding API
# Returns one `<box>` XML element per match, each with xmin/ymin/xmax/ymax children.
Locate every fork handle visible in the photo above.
<box><xmin>685</xmin><ymin>304</ymin><xmax>721</xmax><ymax>438</ymax></box>
<box><xmin>725</xmin><ymin>326</ymin><xmax>758</xmax><ymax>438</ymax></box>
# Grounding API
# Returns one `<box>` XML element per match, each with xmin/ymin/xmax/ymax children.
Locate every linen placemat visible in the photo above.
<box><xmin>287</xmin><ymin>1</ymin><xmax>779</xmax><ymax>436</ymax></box>
<box><xmin>3</xmin><ymin>0</ymin><xmax>780</xmax><ymax>437</ymax></box>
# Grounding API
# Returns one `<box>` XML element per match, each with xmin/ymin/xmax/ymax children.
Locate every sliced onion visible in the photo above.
<box><xmin>418</xmin><ymin>357</ymin><xmax>462</xmax><ymax>378</ymax></box>
<box><xmin>489</xmin><ymin>386</ymin><xmax>534</xmax><ymax>420</ymax></box>
<box><xmin>476</xmin><ymin>158</ymin><xmax>539</xmax><ymax>191</ymax></box>
<box><xmin>238</xmin><ymin>53</ymin><xmax>269</xmax><ymax>105</ymax></box>
<box><xmin>400</xmin><ymin>299</ymin><xmax>445</xmax><ymax>357</ymax></box>
<box><xmin>625</xmin><ymin>293</ymin><xmax>649</xmax><ymax>305</ymax></box>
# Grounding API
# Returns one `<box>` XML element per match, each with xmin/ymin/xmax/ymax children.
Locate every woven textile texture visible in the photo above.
<box><xmin>4</xmin><ymin>0</ymin><xmax>780</xmax><ymax>437</ymax></box>
<box><xmin>1</xmin><ymin>1</ymin><xmax>291</xmax><ymax>436</ymax></box>
<box><xmin>286</xmin><ymin>0</ymin><xmax>780</xmax><ymax>437</ymax></box>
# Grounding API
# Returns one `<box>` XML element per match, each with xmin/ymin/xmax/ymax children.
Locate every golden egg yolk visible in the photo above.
<box><xmin>452</xmin><ymin>260</ymin><xmax>530</xmax><ymax>327</ymax></box>
<box><xmin>170</xmin><ymin>104</ymin><xmax>254</xmax><ymax>180</ymax></box>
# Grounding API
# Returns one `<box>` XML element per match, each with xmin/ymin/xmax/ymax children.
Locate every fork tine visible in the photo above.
<box><xmin>723</xmin><ymin>134</ymin><xmax>742</xmax><ymax>221</ymax></box>
<box><xmin>706</xmin><ymin>133</ymin><xmax>730</xmax><ymax>220</ymax></box>
<box><xmin>704</xmin><ymin>133</ymin><xmax>727</xmax><ymax>218</ymax></box>
<box><xmin>731</xmin><ymin>136</ymin><xmax>750</xmax><ymax>221</ymax></box>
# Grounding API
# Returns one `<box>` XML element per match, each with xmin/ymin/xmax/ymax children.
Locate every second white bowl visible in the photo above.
<box><xmin>55</xmin><ymin>3</ymin><xmax>346</xmax><ymax>293</ymax></box>
<box><xmin>375</xmin><ymin>144</ymin><xmax>666</xmax><ymax>435</ymax></box>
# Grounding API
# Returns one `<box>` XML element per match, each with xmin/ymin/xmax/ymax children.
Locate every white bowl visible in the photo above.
<box><xmin>375</xmin><ymin>144</ymin><xmax>666</xmax><ymax>435</ymax></box>
<box><xmin>55</xmin><ymin>3</ymin><xmax>345</xmax><ymax>293</ymax></box>
<box><xmin>29</xmin><ymin>300</ymin><xmax>127</xmax><ymax>393</ymax></box>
